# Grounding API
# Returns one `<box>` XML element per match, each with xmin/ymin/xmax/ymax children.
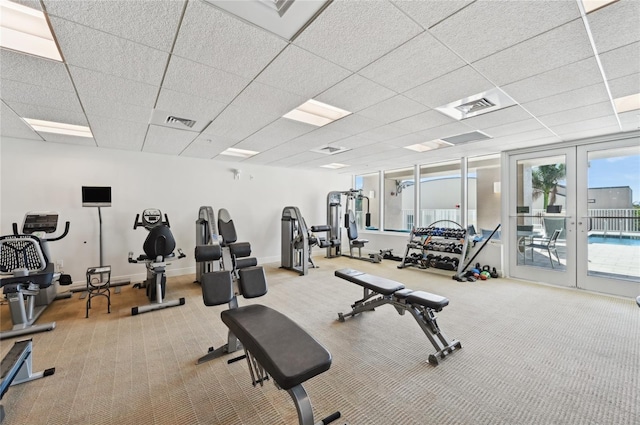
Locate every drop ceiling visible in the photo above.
<box><xmin>1</xmin><ymin>0</ymin><xmax>639</xmax><ymax>175</ymax></box>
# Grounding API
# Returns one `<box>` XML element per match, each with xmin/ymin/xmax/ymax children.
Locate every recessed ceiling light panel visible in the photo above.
<box><xmin>24</xmin><ymin>118</ymin><xmax>93</xmax><ymax>138</ymax></box>
<box><xmin>614</xmin><ymin>93</ymin><xmax>640</xmax><ymax>113</ymax></box>
<box><xmin>436</xmin><ymin>87</ymin><xmax>517</xmax><ymax>120</ymax></box>
<box><xmin>321</xmin><ymin>163</ymin><xmax>349</xmax><ymax>169</ymax></box>
<box><xmin>0</xmin><ymin>0</ymin><xmax>62</xmax><ymax>61</ymax></box>
<box><xmin>284</xmin><ymin>99</ymin><xmax>351</xmax><ymax>127</ymax></box>
<box><xmin>219</xmin><ymin>147</ymin><xmax>260</xmax><ymax>158</ymax></box>
<box><xmin>581</xmin><ymin>0</ymin><xmax>619</xmax><ymax>14</ymax></box>
<box><xmin>404</xmin><ymin>139</ymin><xmax>453</xmax><ymax>152</ymax></box>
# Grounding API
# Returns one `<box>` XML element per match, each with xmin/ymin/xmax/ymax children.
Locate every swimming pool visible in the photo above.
<box><xmin>588</xmin><ymin>235</ymin><xmax>640</xmax><ymax>246</ymax></box>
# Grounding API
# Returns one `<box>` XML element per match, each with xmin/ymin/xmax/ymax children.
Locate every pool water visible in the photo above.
<box><xmin>588</xmin><ymin>235</ymin><xmax>640</xmax><ymax>246</ymax></box>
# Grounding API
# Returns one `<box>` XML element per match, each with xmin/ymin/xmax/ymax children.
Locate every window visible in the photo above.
<box><xmin>354</xmin><ymin>173</ymin><xmax>379</xmax><ymax>230</ymax></box>
<box><xmin>383</xmin><ymin>167</ymin><xmax>414</xmax><ymax>232</ymax></box>
<box><xmin>468</xmin><ymin>155</ymin><xmax>501</xmax><ymax>238</ymax></box>
<box><xmin>419</xmin><ymin>160</ymin><xmax>462</xmax><ymax>228</ymax></box>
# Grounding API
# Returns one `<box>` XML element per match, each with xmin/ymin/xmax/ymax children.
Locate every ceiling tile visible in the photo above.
<box><xmin>324</xmin><ymin>114</ymin><xmax>380</xmax><ymax>135</ymax></box>
<box><xmin>559</xmin><ymin>125</ymin><xmax>622</xmax><ymax>141</ymax></box>
<box><xmin>287</xmin><ymin>126</ymin><xmax>350</xmax><ymax>149</ymax></box>
<box><xmin>203</xmin><ymin>104</ymin><xmax>278</xmax><ymax>140</ymax></box>
<box><xmin>6</xmin><ymin>101</ymin><xmax>88</xmax><ymax>126</ymax></box>
<box><xmin>155</xmin><ymin>88</ymin><xmax>227</xmax><ymax>122</ymax></box>
<box><xmin>482</xmin><ymin>118</ymin><xmax>547</xmax><ymax>139</ymax></box>
<box><xmin>550</xmin><ymin>115</ymin><xmax>619</xmax><ymax>135</ymax></box>
<box><xmin>391</xmin><ymin>0</ymin><xmax>473</xmax><ymax>29</ymax></box>
<box><xmin>384</xmin><ymin>132</ymin><xmax>429</xmax><ymax>148</ymax></box>
<box><xmin>462</xmin><ymin>105</ymin><xmax>533</xmax><ymax>130</ymax></box>
<box><xmin>391</xmin><ymin>109</ymin><xmax>456</xmax><ymax>132</ymax></box>
<box><xmin>256</xmin><ymin>45</ymin><xmax>351</xmax><ymax>98</ymax></box>
<box><xmin>473</xmin><ymin>19</ymin><xmax>593</xmax><ymax>86</ymax></box>
<box><xmin>502</xmin><ymin>57</ymin><xmax>603</xmax><ymax>104</ymax></box>
<box><xmin>293</xmin><ymin>0</ymin><xmax>423</xmax><ymax>71</ymax></box>
<box><xmin>49</xmin><ymin>17</ymin><xmax>168</xmax><ymax>86</ymax></box>
<box><xmin>235</xmin><ymin>118</ymin><xmax>317</xmax><ymax>152</ymax></box>
<box><xmin>231</xmin><ymin>81</ymin><xmax>307</xmax><ymax>118</ymax></box>
<box><xmin>0</xmin><ymin>102</ymin><xmax>43</xmax><ymax>140</ymax></box>
<box><xmin>618</xmin><ymin>110</ymin><xmax>640</xmax><ymax>132</ymax></box>
<box><xmin>587</xmin><ymin>0</ymin><xmax>640</xmax><ymax>53</ymax></box>
<box><xmin>522</xmin><ymin>83</ymin><xmax>610</xmax><ymax>116</ymax></box>
<box><xmin>161</xmin><ymin>56</ymin><xmax>250</xmax><ymax>105</ymax></box>
<box><xmin>1</xmin><ymin>79</ymin><xmax>83</xmax><ymax>113</ymax></box>
<box><xmin>0</xmin><ymin>49</ymin><xmax>74</xmax><ymax>91</ymax></box>
<box><xmin>336</xmin><ymin>135</ymin><xmax>379</xmax><ymax>150</ymax></box>
<box><xmin>173</xmin><ymin>0</ymin><xmax>287</xmax><ymax>79</ymax></box>
<box><xmin>87</xmin><ymin>115</ymin><xmax>147</xmax><ymax>151</ymax></box>
<box><xmin>358</xmin><ymin>95</ymin><xmax>428</xmax><ymax>124</ymax></box>
<box><xmin>268</xmin><ymin>151</ymin><xmax>326</xmax><ymax>167</ymax></box>
<box><xmin>315</xmin><ymin>74</ymin><xmax>396</xmax><ymax>113</ymax></box>
<box><xmin>429</xmin><ymin>1</ymin><xmax>580</xmax><ymax>63</ymax></box>
<box><xmin>404</xmin><ymin>66</ymin><xmax>495</xmax><ymax>108</ymax></box>
<box><xmin>81</xmin><ymin>95</ymin><xmax>151</xmax><ymax>124</ymax></box>
<box><xmin>43</xmin><ymin>0</ymin><xmax>183</xmax><ymax>51</ymax></box>
<box><xmin>538</xmin><ymin>101</ymin><xmax>615</xmax><ymax>127</ymax></box>
<box><xmin>608</xmin><ymin>73</ymin><xmax>640</xmax><ymax>99</ymax></box>
<box><xmin>358</xmin><ymin>123</ymin><xmax>412</xmax><ymax>142</ymax></box>
<box><xmin>359</xmin><ymin>32</ymin><xmax>466</xmax><ymax>92</ymax></box>
<box><xmin>180</xmin><ymin>134</ymin><xmax>238</xmax><ymax>159</ymax></box>
<box><xmin>600</xmin><ymin>42</ymin><xmax>640</xmax><ymax>80</ymax></box>
<box><xmin>68</xmin><ymin>66</ymin><xmax>158</xmax><ymax>109</ymax></box>
<box><xmin>143</xmin><ymin>125</ymin><xmax>198</xmax><ymax>155</ymax></box>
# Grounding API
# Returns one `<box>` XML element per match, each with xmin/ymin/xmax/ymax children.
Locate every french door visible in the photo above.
<box><xmin>508</xmin><ymin>136</ymin><xmax>640</xmax><ymax>297</ymax></box>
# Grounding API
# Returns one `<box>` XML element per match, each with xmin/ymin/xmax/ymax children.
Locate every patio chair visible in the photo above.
<box><xmin>525</xmin><ymin>229</ymin><xmax>562</xmax><ymax>268</ymax></box>
<box><xmin>543</xmin><ymin>217</ymin><xmax>565</xmax><ymax>239</ymax></box>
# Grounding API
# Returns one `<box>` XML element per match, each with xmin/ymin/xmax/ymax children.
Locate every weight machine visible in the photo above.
<box><xmin>326</xmin><ymin>189</ymin><xmax>373</xmax><ymax>260</ymax></box>
<box><xmin>195</xmin><ymin>206</ymin><xmax>223</xmax><ymax>283</ymax></box>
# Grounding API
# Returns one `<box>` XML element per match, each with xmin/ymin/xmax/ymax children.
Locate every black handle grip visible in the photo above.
<box><xmin>47</xmin><ymin>221</ymin><xmax>70</xmax><ymax>242</ymax></box>
<box><xmin>133</xmin><ymin>214</ymin><xmax>140</xmax><ymax>230</ymax></box>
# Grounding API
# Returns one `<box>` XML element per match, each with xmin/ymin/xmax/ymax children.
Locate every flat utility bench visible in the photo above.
<box><xmin>335</xmin><ymin>268</ymin><xmax>461</xmax><ymax>365</ymax></box>
<box><xmin>1</xmin><ymin>339</ymin><xmax>55</xmax><ymax>423</ymax></box>
<box><xmin>196</xmin><ymin>245</ymin><xmax>341</xmax><ymax>425</ymax></box>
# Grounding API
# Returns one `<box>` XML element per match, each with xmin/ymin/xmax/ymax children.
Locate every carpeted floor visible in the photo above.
<box><xmin>1</xmin><ymin>256</ymin><xmax>639</xmax><ymax>425</ymax></box>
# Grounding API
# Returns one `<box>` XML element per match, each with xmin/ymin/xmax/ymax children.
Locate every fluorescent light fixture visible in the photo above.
<box><xmin>24</xmin><ymin>118</ymin><xmax>93</xmax><ymax>138</ymax></box>
<box><xmin>614</xmin><ymin>93</ymin><xmax>640</xmax><ymax>113</ymax></box>
<box><xmin>404</xmin><ymin>139</ymin><xmax>454</xmax><ymax>152</ymax></box>
<box><xmin>283</xmin><ymin>99</ymin><xmax>351</xmax><ymax>127</ymax></box>
<box><xmin>582</xmin><ymin>0</ymin><xmax>619</xmax><ymax>14</ymax></box>
<box><xmin>219</xmin><ymin>147</ymin><xmax>259</xmax><ymax>158</ymax></box>
<box><xmin>0</xmin><ymin>0</ymin><xmax>62</xmax><ymax>61</ymax></box>
<box><xmin>320</xmin><ymin>163</ymin><xmax>349</xmax><ymax>169</ymax></box>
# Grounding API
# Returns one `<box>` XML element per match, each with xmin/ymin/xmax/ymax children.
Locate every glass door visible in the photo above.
<box><xmin>509</xmin><ymin>148</ymin><xmax>576</xmax><ymax>288</ymax></box>
<box><xmin>577</xmin><ymin>140</ymin><xmax>640</xmax><ymax>296</ymax></box>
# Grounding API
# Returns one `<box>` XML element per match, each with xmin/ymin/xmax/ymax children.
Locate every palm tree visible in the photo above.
<box><xmin>532</xmin><ymin>164</ymin><xmax>566</xmax><ymax>209</ymax></box>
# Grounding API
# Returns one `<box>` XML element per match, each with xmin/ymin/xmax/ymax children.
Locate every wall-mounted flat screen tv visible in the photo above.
<box><xmin>82</xmin><ymin>186</ymin><xmax>112</xmax><ymax>207</ymax></box>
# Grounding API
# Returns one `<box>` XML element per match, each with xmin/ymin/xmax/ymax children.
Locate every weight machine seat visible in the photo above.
<box><xmin>335</xmin><ymin>269</ymin><xmax>404</xmax><ymax>295</ymax></box>
<box><xmin>221</xmin><ymin>304</ymin><xmax>331</xmax><ymax>390</ymax></box>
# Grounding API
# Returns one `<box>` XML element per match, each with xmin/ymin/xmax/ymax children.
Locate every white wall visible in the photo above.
<box><xmin>1</xmin><ymin>137</ymin><xmax>349</xmax><ymax>284</ymax></box>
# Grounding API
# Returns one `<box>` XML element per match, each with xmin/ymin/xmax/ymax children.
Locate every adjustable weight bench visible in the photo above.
<box><xmin>196</xmin><ymin>247</ymin><xmax>341</xmax><ymax>425</ymax></box>
<box><xmin>335</xmin><ymin>268</ymin><xmax>461</xmax><ymax>365</ymax></box>
<box><xmin>1</xmin><ymin>339</ymin><xmax>55</xmax><ymax>423</ymax></box>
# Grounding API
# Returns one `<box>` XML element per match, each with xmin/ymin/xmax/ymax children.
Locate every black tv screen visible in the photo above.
<box><xmin>82</xmin><ymin>186</ymin><xmax>112</xmax><ymax>207</ymax></box>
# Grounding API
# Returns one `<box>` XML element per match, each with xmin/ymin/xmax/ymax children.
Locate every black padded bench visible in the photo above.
<box><xmin>335</xmin><ymin>268</ymin><xmax>461</xmax><ymax>365</ymax></box>
<box><xmin>1</xmin><ymin>339</ymin><xmax>55</xmax><ymax>422</ymax></box>
<box><xmin>222</xmin><ymin>305</ymin><xmax>340</xmax><ymax>425</ymax></box>
<box><xmin>195</xmin><ymin>245</ymin><xmax>341</xmax><ymax>425</ymax></box>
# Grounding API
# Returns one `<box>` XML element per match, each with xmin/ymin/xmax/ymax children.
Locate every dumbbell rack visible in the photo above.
<box><xmin>397</xmin><ymin>220</ymin><xmax>468</xmax><ymax>275</ymax></box>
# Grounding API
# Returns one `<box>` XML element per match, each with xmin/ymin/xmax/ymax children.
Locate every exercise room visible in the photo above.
<box><xmin>1</xmin><ymin>1</ymin><xmax>639</xmax><ymax>424</ymax></box>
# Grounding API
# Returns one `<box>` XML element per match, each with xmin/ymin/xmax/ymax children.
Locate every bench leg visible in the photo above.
<box><xmin>337</xmin><ymin>288</ymin><xmax>391</xmax><ymax>322</ymax></box>
<box><xmin>288</xmin><ymin>384</ymin><xmax>341</xmax><ymax>425</ymax></box>
<box><xmin>197</xmin><ymin>331</ymin><xmax>242</xmax><ymax>364</ymax></box>
<box><xmin>406</xmin><ymin>307</ymin><xmax>461</xmax><ymax>365</ymax></box>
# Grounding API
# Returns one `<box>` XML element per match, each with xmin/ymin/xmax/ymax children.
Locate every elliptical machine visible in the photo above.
<box><xmin>0</xmin><ymin>212</ymin><xmax>72</xmax><ymax>340</ymax></box>
<box><xmin>128</xmin><ymin>209</ymin><xmax>186</xmax><ymax>315</ymax></box>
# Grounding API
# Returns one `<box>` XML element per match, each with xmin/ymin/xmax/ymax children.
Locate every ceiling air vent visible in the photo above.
<box><xmin>166</xmin><ymin>116</ymin><xmax>196</xmax><ymax>128</ymax></box>
<box><xmin>311</xmin><ymin>145</ymin><xmax>351</xmax><ymax>155</ymax></box>
<box><xmin>455</xmin><ymin>98</ymin><xmax>495</xmax><ymax>115</ymax></box>
<box><xmin>442</xmin><ymin>131</ymin><xmax>492</xmax><ymax>145</ymax></box>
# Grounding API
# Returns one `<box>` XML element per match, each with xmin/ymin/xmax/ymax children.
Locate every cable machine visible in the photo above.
<box><xmin>281</xmin><ymin>206</ymin><xmax>310</xmax><ymax>275</ymax></box>
<box><xmin>326</xmin><ymin>189</ymin><xmax>371</xmax><ymax>258</ymax></box>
